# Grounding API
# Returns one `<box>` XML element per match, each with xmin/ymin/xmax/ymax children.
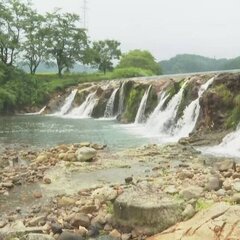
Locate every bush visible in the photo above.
<box><xmin>112</xmin><ymin>67</ymin><xmax>153</xmax><ymax>78</ymax></box>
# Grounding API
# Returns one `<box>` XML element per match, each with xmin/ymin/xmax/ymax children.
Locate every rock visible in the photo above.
<box><xmin>232</xmin><ymin>181</ymin><xmax>240</xmax><ymax>192</ymax></box>
<box><xmin>147</xmin><ymin>203</ymin><xmax>238</xmax><ymax>240</ymax></box>
<box><xmin>70</xmin><ymin>213</ymin><xmax>90</xmax><ymax>228</ymax></box>
<box><xmin>206</xmin><ymin>176</ymin><xmax>221</xmax><ymax>191</ymax></box>
<box><xmin>28</xmin><ymin>216</ymin><xmax>46</xmax><ymax>227</ymax></box>
<box><xmin>58</xmin><ymin>196</ymin><xmax>75</xmax><ymax>207</ymax></box>
<box><xmin>43</xmin><ymin>178</ymin><xmax>51</xmax><ymax>184</ymax></box>
<box><xmin>35</xmin><ymin>154</ymin><xmax>48</xmax><ymax>163</ymax></box>
<box><xmin>90</xmin><ymin>143</ymin><xmax>106</xmax><ymax>150</ymax></box>
<box><xmin>114</xmin><ymin>188</ymin><xmax>184</xmax><ymax>235</ymax></box>
<box><xmin>2</xmin><ymin>182</ymin><xmax>14</xmax><ymax>188</ymax></box>
<box><xmin>223</xmin><ymin>179</ymin><xmax>232</xmax><ymax>190</ymax></box>
<box><xmin>215</xmin><ymin>160</ymin><xmax>236</xmax><ymax>172</ymax></box>
<box><xmin>109</xmin><ymin>229</ymin><xmax>121</xmax><ymax>239</ymax></box>
<box><xmin>232</xmin><ymin>193</ymin><xmax>240</xmax><ymax>204</ymax></box>
<box><xmin>59</xmin><ymin>153</ymin><xmax>66</xmax><ymax>160</ymax></box>
<box><xmin>24</xmin><ymin>233</ymin><xmax>54</xmax><ymax>240</ymax></box>
<box><xmin>216</xmin><ymin>189</ymin><xmax>226</xmax><ymax>196</ymax></box>
<box><xmin>182</xmin><ymin>204</ymin><xmax>195</xmax><ymax>220</ymax></box>
<box><xmin>79</xmin><ymin>142</ymin><xmax>91</xmax><ymax>147</ymax></box>
<box><xmin>59</xmin><ymin>231</ymin><xmax>83</xmax><ymax>240</ymax></box>
<box><xmin>164</xmin><ymin>185</ymin><xmax>178</xmax><ymax>194</ymax></box>
<box><xmin>75</xmin><ymin>147</ymin><xmax>97</xmax><ymax>162</ymax></box>
<box><xmin>125</xmin><ymin>177</ymin><xmax>133</xmax><ymax>184</ymax></box>
<box><xmin>78</xmin><ymin>226</ymin><xmax>88</xmax><ymax>237</ymax></box>
<box><xmin>51</xmin><ymin>223</ymin><xmax>62</xmax><ymax>234</ymax></box>
<box><xmin>121</xmin><ymin>233</ymin><xmax>132</xmax><ymax>240</ymax></box>
<box><xmin>87</xmin><ymin>225</ymin><xmax>99</xmax><ymax>237</ymax></box>
<box><xmin>178</xmin><ymin>171</ymin><xmax>194</xmax><ymax>180</ymax></box>
<box><xmin>232</xmin><ymin>173</ymin><xmax>240</xmax><ymax>179</ymax></box>
<box><xmin>33</xmin><ymin>191</ymin><xmax>42</xmax><ymax>199</ymax></box>
<box><xmin>180</xmin><ymin>186</ymin><xmax>203</xmax><ymax>200</ymax></box>
<box><xmin>0</xmin><ymin>220</ymin><xmax>7</xmax><ymax>228</ymax></box>
<box><xmin>92</xmin><ymin>187</ymin><xmax>118</xmax><ymax>203</ymax></box>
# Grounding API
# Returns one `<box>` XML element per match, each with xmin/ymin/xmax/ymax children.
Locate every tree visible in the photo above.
<box><xmin>22</xmin><ymin>10</ymin><xmax>47</xmax><ymax>74</ymax></box>
<box><xmin>117</xmin><ymin>49</ymin><xmax>162</xmax><ymax>75</ymax></box>
<box><xmin>45</xmin><ymin>11</ymin><xmax>88</xmax><ymax>76</ymax></box>
<box><xmin>0</xmin><ymin>0</ymin><xmax>30</xmax><ymax>65</ymax></box>
<box><xmin>90</xmin><ymin>40</ymin><xmax>121</xmax><ymax>74</ymax></box>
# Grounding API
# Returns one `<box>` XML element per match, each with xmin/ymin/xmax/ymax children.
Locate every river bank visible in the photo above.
<box><xmin>1</xmin><ymin>141</ymin><xmax>240</xmax><ymax>240</ymax></box>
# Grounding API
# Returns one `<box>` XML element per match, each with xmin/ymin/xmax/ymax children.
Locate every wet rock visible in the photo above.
<box><xmin>206</xmin><ymin>176</ymin><xmax>222</xmax><ymax>191</ymax></box>
<box><xmin>114</xmin><ymin>188</ymin><xmax>183</xmax><ymax>234</ymax></box>
<box><xmin>180</xmin><ymin>186</ymin><xmax>203</xmax><ymax>200</ymax></box>
<box><xmin>109</xmin><ymin>229</ymin><xmax>121</xmax><ymax>239</ymax></box>
<box><xmin>24</xmin><ymin>233</ymin><xmax>54</xmax><ymax>240</ymax></box>
<box><xmin>75</xmin><ymin>147</ymin><xmax>97</xmax><ymax>162</ymax></box>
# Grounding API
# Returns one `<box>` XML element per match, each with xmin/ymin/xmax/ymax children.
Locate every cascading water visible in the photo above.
<box><xmin>134</xmin><ymin>85</ymin><xmax>152</xmax><ymax>124</ymax></box>
<box><xmin>104</xmin><ymin>88</ymin><xmax>119</xmax><ymax>118</ymax></box>
<box><xmin>145</xmin><ymin>81</ymin><xmax>187</xmax><ymax>136</ymax></box>
<box><xmin>118</xmin><ymin>82</ymin><xmax>126</xmax><ymax>115</ymax></box>
<box><xmin>173</xmin><ymin>77</ymin><xmax>215</xmax><ymax>138</ymax></box>
<box><xmin>66</xmin><ymin>91</ymin><xmax>97</xmax><ymax>118</ymax></box>
<box><xmin>54</xmin><ymin>89</ymin><xmax>78</xmax><ymax>116</ymax></box>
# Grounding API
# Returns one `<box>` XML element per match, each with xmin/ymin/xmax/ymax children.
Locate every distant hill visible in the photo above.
<box><xmin>18</xmin><ymin>62</ymin><xmax>95</xmax><ymax>74</ymax></box>
<box><xmin>160</xmin><ymin>54</ymin><xmax>240</xmax><ymax>74</ymax></box>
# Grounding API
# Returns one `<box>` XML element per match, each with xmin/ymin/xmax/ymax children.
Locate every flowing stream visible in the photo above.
<box><xmin>104</xmin><ymin>88</ymin><xmax>119</xmax><ymax>118</ymax></box>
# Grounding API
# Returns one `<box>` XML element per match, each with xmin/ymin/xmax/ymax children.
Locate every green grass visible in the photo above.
<box><xmin>195</xmin><ymin>199</ymin><xmax>213</xmax><ymax>211</ymax></box>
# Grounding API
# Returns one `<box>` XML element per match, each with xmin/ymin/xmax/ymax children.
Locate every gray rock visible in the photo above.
<box><xmin>215</xmin><ymin>160</ymin><xmax>236</xmax><ymax>172</ymax></box>
<box><xmin>180</xmin><ymin>186</ymin><xmax>203</xmax><ymax>200</ymax></box>
<box><xmin>92</xmin><ymin>187</ymin><xmax>118</xmax><ymax>203</ymax></box>
<box><xmin>59</xmin><ymin>231</ymin><xmax>83</xmax><ymax>240</ymax></box>
<box><xmin>70</xmin><ymin>213</ymin><xmax>90</xmax><ymax>228</ymax></box>
<box><xmin>232</xmin><ymin>193</ymin><xmax>240</xmax><ymax>204</ymax></box>
<box><xmin>113</xmin><ymin>188</ymin><xmax>184</xmax><ymax>234</ymax></box>
<box><xmin>206</xmin><ymin>176</ymin><xmax>221</xmax><ymax>191</ymax></box>
<box><xmin>75</xmin><ymin>147</ymin><xmax>97</xmax><ymax>162</ymax></box>
<box><xmin>182</xmin><ymin>204</ymin><xmax>195</xmax><ymax>220</ymax></box>
<box><xmin>24</xmin><ymin>233</ymin><xmax>54</xmax><ymax>240</ymax></box>
<box><xmin>233</xmin><ymin>181</ymin><xmax>240</xmax><ymax>192</ymax></box>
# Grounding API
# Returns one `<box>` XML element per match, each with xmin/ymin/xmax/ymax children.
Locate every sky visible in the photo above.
<box><xmin>32</xmin><ymin>0</ymin><xmax>240</xmax><ymax>61</ymax></box>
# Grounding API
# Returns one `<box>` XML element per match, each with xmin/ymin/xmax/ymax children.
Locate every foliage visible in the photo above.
<box><xmin>90</xmin><ymin>40</ymin><xmax>121</xmax><ymax>74</ymax></box>
<box><xmin>195</xmin><ymin>199</ymin><xmax>213</xmax><ymax>211</ymax></box>
<box><xmin>117</xmin><ymin>49</ymin><xmax>161</xmax><ymax>75</ymax></box>
<box><xmin>214</xmin><ymin>84</ymin><xmax>233</xmax><ymax>106</ymax></box>
<box><xmin>160</xmin><ymin>54</ymin><xmax>240</xmax><ymax>74</ymax></box>
<box><xmin>112</xmin><ymin>67</ymin><xmax>153</xmax><ymax>78</ymax></box>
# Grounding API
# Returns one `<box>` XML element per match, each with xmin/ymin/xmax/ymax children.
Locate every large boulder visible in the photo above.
<box><xmin>75</xmin><ymin>147</ymin><xmax>97</xmax><ymax>162</ymax></box>
<box><xmin>147</xmin><ymin>203</ymin><xmax>240</xmax><ymax>240</ymax></box>
<box><xmin>113</xmin><ymin>188</ymin><xmax>184</xmax><ymax>235</ymax></box>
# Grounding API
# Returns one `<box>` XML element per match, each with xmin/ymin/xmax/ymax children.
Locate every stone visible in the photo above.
<box><xmin>43</xmin><ymin>178</ymin><xmax>51</xmax><ymax>184</ymax></box>
<box><xmin>114</xmin><ymin>188</ymin><xmax>184</xmax><ymax>235</ymax></box>
<box><xmin>232</xmin><ymin>193</ymin><xmax>240</xmax><ymax>204</ymax></box>
<box><xmin>33</xmin><ymin>191</ymin><xmax>42</xmax><ymax>199</ymax></box>
<box><xmin>215</xmin><ymin>160</ymin><xmax>236</xmax><ymax>172</ymax></box>
<box><xmin>92</xmin><ymin>187</ymin><xmax>118</xmax><ymax>203</ymax></box>
<box><xmin>75</xmin><ymin>147</ymin><xmax>97</xmax><ymax>162</ymax></box>
<box><xmin>164</xmin><ymin>185</ymin><xmax>178</xmax><ymax>194</ymax></box>
<box><xmin>223</xmin><ymin>179</ymin><xmax>232</xmax><ymax>190</ymax></box>
<box><xmin>206</xmin><ymin>176</ymin><xmax>221</xmax><ymax>191</ymax></box>
<box><xmin>59</xmin><ymin>231</ymin><xmax>83</xmax><ymax>240</ymax></box>
<box><xmin>78</xmin><ymin>226</ymin><xmax>88</xmax><ymax>237</ymax></box>
<box><xmin>180</xmin><ymin>186</ymin><xmax>203</xmax><ymax>200</ymax></box>
<box><xmin>51</xmin><ymin>223</ymin><xmax>62</xmax><ymax>234</ymax></box>
<box><xmin>182</xmin><ymin>204</ymin><xmax>195</xmax><ymax>220</ymax></box>
<box><xmin>58</xmin><ymin>196</ymin><xmax>75</xmax><ymax>207</ymax></box>
<box><xmin>87</xmin><ymin>225</ymin><xmax>99</xmax><ymax>237</ymax></box>
<box><xmin>178</xmin><ymin>171</ymin><xmax>194</xmax><ymax>180</ymax></box>
<box><xmin>2</xmin><ymin>182</ymin><xmax>14</xmax><ymax>188</ymax></box>
<box><xmin>146</xmin><ymin>203</ymin><xmax>240</xmax><ymax>240</ymax></box>
<box><xmin>232</xmin><ymin>173</ymin><xmax>240</xmax><ymax>179</ymax></box>
<box><xmin>109</xmin><ymin>229</ymin><xmax>121</xmax><ymax>239</ymax></box>
<box><xmin>79</xmin><ymin>142</ymin><xmax>91</xmax><ymax>147</ymax></box>
<box><xmin>28</xmin><ymin>216</ymin><xmax>46</xmax><ymax>227</ymax></box>
<box><xmin>0</xmin><ymin>220</ymin><xmax>7</xmax><ymax>228</ymax></box>
<box><xmin>24</xmin><ymin>233</ymin><xmax>54</xmax><ymax>240</ymax></box>
<box><xmin>125</xmin><ymin>177</ymin><xmax>133</xmax><ymax>184</ymax></box>
<box><xmin>232</xmin><ymin>181</ymin><xmax>240</xmax><ymax>192</ymax></box>
<box><xmin>70</xmin><ymin>213</ymin><xmax>90</xmax><ymax>228</ymax></box>
<box><xmin>121</xmin><ymin>233</ymin><xmax>132</xmax><ymax>240</ymax></box>
<box><xmin>216</xmin><ymin>189</ymin><xmax>226</xmax><ymax>196</ymax></box>
<box><xmin>35</xmin><ymin>154</ymin><xmax>48</xmax><ymax>163</ymax></box>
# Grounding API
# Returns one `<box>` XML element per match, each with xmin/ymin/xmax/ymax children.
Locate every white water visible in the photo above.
<box><xmin>24</xmin><ymin>106</ymin><xmax>46</xmax><ymax>116</ymax></box>
<box><xmin>145</xmin><ymin>81</ymin><xmax>187</xmax><ymax>136</ymax></box>
<box><xmin>173</xmin><ymin>77</ymin><xmax>215</xmax><ymax>138</ymax></box>
<box><xmin>118</xmin><ymin>82</ymin><xmax>126</xmax><ymax>115</ymax></box>
<box><xmin>104</xmin><ymin>88</ymin><xmax>119</xmax><ymax>118</ymax></box>
<box><xmin>135</xmin><ymin>85</ymin><xmax>152</xmax><ymax>124</ymax></box>
<box><xmin>54</xmin><ymin>89</ymin><xmax>78</xmax><ymax>116</ymax></box>
<box><xmin>65</xmin><ymin>91</ymin><xmax>97</xmax><ymax>118</ymax></box>
<box><xmin>202</xmin><ymin>125</ymin><xmax>240</xmax><ymax>158</ymax></box>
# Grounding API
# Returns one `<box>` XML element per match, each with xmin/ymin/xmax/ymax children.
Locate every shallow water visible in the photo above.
<box><xmin>0</xmin><ymin>116</ymin><xmax>151</xmax><ymax>151</ymax></box>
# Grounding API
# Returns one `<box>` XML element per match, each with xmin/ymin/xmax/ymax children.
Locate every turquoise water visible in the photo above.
<box><xmin>0</xmin><ymin>116</ymin><xmax>150</xmax><ymax>150</ymax></box>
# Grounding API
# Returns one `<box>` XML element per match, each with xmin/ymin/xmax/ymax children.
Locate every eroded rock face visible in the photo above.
<box><xmin>147</xmin><ymin>203</ymin><xmax>240</xmax><ymax>240</ymax></box>
<box><xmin>113</xmin><ymin>188</ymin><xmax>184</xmax><ymax>235</ymax></box>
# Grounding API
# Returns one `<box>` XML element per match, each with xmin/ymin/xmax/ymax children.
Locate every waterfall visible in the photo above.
<box><xmin>66</xmin><ymin>91</ymin><xmax>97</xmax><ymax>118</ymax></box>
<box><xmin>173</xmin><ymin>77</ymin><xmax>215</xmax><ymax>138</ymax></box>
<box><xmin>118</xmin><ymin>82</ymin><xmax>126</xmax><ymax>115</ymax></box>
<box><xmin>54</xmin><ymin>89</ymin><xmax>78</xmax><ymax>116</ymax></box>
<box><xmin>145</xmin><ymin>81</ymin><xmax>187</xmax><ymax>135</ymax></box>
<box><xmin>104</xmin><ymin>88</ymin><xmax>119</xmax><ymax>118</ymax></box>
<box><xmin>134</xmin><ymin>85</ymin><xmax>152</xmax><ymax>124</ymax></box>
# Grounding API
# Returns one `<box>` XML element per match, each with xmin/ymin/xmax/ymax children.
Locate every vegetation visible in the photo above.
<box><xmin>160</xmin><ymin>54</ymin><xmax>240</xmax><ymax>74</ymax></box>
<box><xmin>117</xmin><ymin>50</ymin><xmax>162</xmax><ymax>75</ymax></box>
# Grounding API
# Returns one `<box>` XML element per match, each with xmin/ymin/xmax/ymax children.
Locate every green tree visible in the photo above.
<box><xmin>117</xmin><ymin>49</ymin><xmax>161</xmax><ymax>75</ymax></box>
<box><xmin>0</xmin><ymin>0</ymin><xmax>30</xmax><ymax>65</ymax></box>
<box><xmin>91</xmin><ymin>40</ymin><xmax>121</xmax><ymax>74</ymax></box>
<box><xmin>45</xmin><ymin>11</ymin><xmax>88</xmax><ymax>76</ymax></box>
<box><xmin>22</xmin><ymin>10</ymin><xmax>47</xmax><ymax>74</ymax></box>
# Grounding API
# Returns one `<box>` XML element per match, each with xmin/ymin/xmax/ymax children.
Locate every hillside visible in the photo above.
<box><xmin>160</xmin><ymin>54</ymin><xmax>240</xmax><ymax>74</ymax></box>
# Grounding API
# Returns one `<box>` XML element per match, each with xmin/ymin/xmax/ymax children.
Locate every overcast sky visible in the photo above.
<box><xmin>32</xmin><ymin>0</ymin><xmax>240</xmax><ymax>61</ymax></box>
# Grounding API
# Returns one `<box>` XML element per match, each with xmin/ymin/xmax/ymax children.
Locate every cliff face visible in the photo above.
<box><xmin>43</xmin><ymin>73</ymin><xmax>240</xmax><ymax>143</ymax></box>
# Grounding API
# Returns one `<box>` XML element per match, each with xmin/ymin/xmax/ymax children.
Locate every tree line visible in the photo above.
<box><xmin>0</xmin><ymin>0</ymin><xmax>122</xmax><ymax>76</ymax></box>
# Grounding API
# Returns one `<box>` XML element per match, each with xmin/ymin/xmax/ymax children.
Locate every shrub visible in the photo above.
<box><xmin>112</xmin><ymin>67</ymin><xmax>153</xmax><ymax>78</ymax></box>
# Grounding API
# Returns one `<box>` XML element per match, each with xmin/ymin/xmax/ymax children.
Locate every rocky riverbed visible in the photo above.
<box><xmin>1</xmin><ymin>142</ymin><xmax>240</xmax><ymax>240</ymax></box>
